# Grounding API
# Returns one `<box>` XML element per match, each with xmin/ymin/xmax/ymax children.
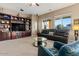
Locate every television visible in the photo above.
<box><xmin>12</xmin><ymin>23</ymin><xmax>25</xmax><ymax>31</ymax></box>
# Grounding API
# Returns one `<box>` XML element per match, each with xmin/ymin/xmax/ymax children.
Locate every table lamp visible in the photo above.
<box><xmin>73</xmin><ymin>25</ymin><xmax>79</xmax><ymax>40</ymax></box>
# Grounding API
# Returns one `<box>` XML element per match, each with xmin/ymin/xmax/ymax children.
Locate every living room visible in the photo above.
<box><xmin>0</xmin><ymin>2</ymin><xmax>79</xmax><ymax>57</ymax></box>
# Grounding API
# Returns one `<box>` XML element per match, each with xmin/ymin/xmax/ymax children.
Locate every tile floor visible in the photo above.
<box><xmin>0</xmin><ymin>36</ymin><xmax>53</xmax><ymax>56</ymax></box>
<box><xmin>0</xmin><ymin>36</ymin><xmax>74</xmax><ymax>56</ymax></box>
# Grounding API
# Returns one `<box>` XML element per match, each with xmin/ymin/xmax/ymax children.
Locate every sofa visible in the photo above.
<box><xmin>38</xmin><ymin>29</ymin><xmax>69</xmax><ymax>43</ymax></box>
<box><xmin>38</xmin><ymin>41</ymin><xmax>79</xmax><ymax>56</ymax></box>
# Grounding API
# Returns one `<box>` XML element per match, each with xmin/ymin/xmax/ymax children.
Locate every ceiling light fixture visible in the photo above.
<box><xmin>17</xmin><ymin>8</ymin><xmax>24</xmax><ymax>17</ymax></box>
<box><xmin>26</xmin><ymin>3</ymin><xmax>39</xmax><ymax>7</ymax></box>
<box><xmin>20</xmin><ymin>9</ymin><xmax>24</xmax><ymax>11</ymax></box>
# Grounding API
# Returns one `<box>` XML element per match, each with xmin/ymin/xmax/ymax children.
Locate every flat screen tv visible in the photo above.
<box><xmin>12</xmin><ymin>23</ymin><xmax>25</xmax><ymax>31</ymax></box>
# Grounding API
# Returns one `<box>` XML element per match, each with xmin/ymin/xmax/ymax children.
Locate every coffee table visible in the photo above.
<box><xmin>33</xmin><ymin>37</ymin><xmax>47</xmax><ymax>47</ymax></box>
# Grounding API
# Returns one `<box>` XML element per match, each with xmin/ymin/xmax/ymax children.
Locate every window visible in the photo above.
<box><xmin>62</xmin><ymin>18</ymin><xmax>72</xmax><ymax>30</ymax></box>
<box><xmin>42</xmin><ymin>20</ymin><xmax>51</xmax><ymax>29</ymax></box>
<box><xmin>54</xmin><ymin>16</ymin><xmax>72</xmax><ymax>30</ymax></box>
<box><xmin>55</xmin><ymin>18</ymin><xmax>62</xmax><ymax>29</ymax></box>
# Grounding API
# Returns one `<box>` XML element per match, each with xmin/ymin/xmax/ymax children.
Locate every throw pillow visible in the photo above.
<box><xmin>49</xmin><ymin>32</ymin><xmax>54</xmax><ymax>36</ymax></box>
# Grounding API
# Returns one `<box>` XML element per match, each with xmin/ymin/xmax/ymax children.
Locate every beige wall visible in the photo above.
<box><xmin>38</xmin><ymin>4</ymin><xmax>79</xmax><ymax>41</ymax></box>
<box><xmin>32</xmin><ymin>15</ymin><xmax>38</xmax><ymax>36</ymax></box>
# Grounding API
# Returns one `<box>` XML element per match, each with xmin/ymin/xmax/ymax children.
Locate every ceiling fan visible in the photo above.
<box><xmin>35</xmin><ymin>3</ymin><xmax>39</xmax><ymax>6</ymax></box>
<box><xmin>26</xmin><ymin>3</ymin><xmax>39</xmax><ymax>7</ymax></box>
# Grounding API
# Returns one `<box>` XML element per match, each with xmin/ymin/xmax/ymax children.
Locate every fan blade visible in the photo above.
<box><xmin>36</xmin><ymin>3</ymin><xmax>39</xmax><ymax>6</ymax></box>
<box><xmin>20</xmin><ymin>9</ymin><xmax>24</xmax><ymax>11</ymax></box>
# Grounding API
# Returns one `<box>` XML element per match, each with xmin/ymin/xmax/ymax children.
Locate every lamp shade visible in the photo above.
<box><xmin>73</xmin><ymin>25</ymin><xmax>79</xmax><ymax>30</ymax></box>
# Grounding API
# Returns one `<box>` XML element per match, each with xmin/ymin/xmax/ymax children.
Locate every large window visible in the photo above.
<box><xmin>42</xmin><ymin>20</ymin><xmax>51</xmax><ymax>29</ymax></box>
<box><xmin>55</xmin><ymin>16</ymin><xmax>72</xmax><ymax>30</ymax></box>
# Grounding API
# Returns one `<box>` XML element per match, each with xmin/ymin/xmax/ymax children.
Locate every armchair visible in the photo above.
<box><xmin>38</xmin><ymin>41</ymin><xmax>79</xmax><ymax>56</ymax></box>
<box><xmin>38</xmin><ymin>41</ymin><xmax>65</xmax><ymax>56</ymax></box>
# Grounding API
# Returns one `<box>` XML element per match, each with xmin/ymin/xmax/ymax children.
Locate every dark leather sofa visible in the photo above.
<box><xmin>38</xmin><ymin>29</ymin><xmax>69</xmax><ymax>43</ymax></box>
<box><xmin>38</xmin><ymin>41</ymin><xmax>79</xmax><ymax>56</ymax></box>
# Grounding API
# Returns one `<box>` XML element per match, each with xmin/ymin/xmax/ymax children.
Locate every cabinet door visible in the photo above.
<box><xmin>12</xmin><ymin>32</ymin><xmax>16</xmax><ymax>39</ymax></box>
<box><xmin>2</xmin><ymin>32</ymin><xmax>6</xmax><ymax>40</ymax></box>
<box><xmin>0</xmin><ymin>31</ymin><xmax>3</xmax><ymax>41</ymax></box>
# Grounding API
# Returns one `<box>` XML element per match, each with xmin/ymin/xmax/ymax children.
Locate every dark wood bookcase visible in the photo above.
<box><xmin>0</xmin><ymin>13</ymin><xmax>31</xmax><ymax>41</ymax></box>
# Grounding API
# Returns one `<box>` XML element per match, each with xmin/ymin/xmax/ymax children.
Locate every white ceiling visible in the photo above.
<box><xmin>0</xmin><ymin>3</ymin><xmax>76</xmax><ymax>15</ymax></box>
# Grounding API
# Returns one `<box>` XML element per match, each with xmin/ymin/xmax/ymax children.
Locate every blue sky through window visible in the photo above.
<box><xmin>55</xmin><ymin>17</ymin><xmax>71</xmax><ymax>29</ymax></box>
<box><xmin>62</xmin><ymin>18</ymin><xmax>71</xmax><ymax>27</ymax></box>
<box><xmin>55</xmin><ymin>19</ymin><xmax>62</xmax><ymax>27</ymax></box>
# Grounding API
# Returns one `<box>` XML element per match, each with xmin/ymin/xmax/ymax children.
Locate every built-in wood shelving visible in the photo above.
<box><xmin>0</xmin><ymin>12</ymin><xmax>31</xmax><ymax>41</ymax></box>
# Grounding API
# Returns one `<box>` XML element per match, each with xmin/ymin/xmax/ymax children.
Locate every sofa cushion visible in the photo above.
<box><xmin>54</xmin><ymin>41</ymin><xmax>65</xmax><ymax>50</ymax></box>
<box><xmin>41</xmin><ymin>30</ymin><xmax>49</xmax><ymax>34</ymax></box>
<box><xmin>38</xmin><ymin>45</ymin><xmax>54</xmax><ymax>56</ymax></box>
<box><xmin>52</xmin><ymin>35</ymin><xmax>68</xmax><ymax>43</ymax></box>
<box><xmin>53</xmin><ymin>30</ymin><xmax>69</xmax><ymax>37</ymax></box>
<box><xmin>48</xmin><ymin>48</ymin><xmax>58</xmax><ymax>56</ymax></box>
<box><xmin>49</xmin><ymin>32</ymin><xmax>54</xmax><ymax>35</ymax></box>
